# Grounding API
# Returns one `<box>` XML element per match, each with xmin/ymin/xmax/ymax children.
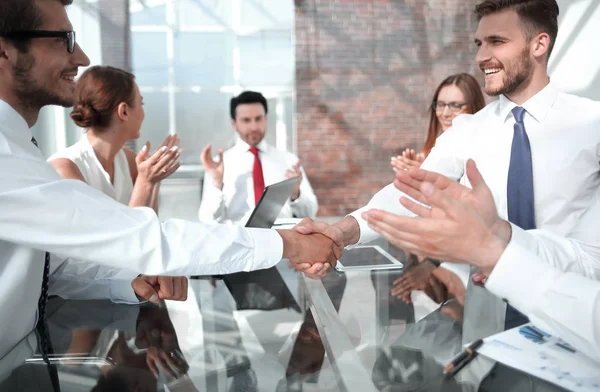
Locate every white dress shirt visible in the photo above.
<box><xmin>199</xmin><ymin>138</ymin><xmax>319</xmax><ymax>225</ymax></box>
<box><xmin>48</xmin><ymin>135</ymin><xmax>158</xmax><ymax>304</ymax></box>
<box><xmin>0</xmin><ymin>99</ymin><xmax>283</xmax><ymax>358</ymax></box>
<box><xmin>48</xmin><ymin>256</ymin><xmax>141</xmax><ymax>303</ymax></box>
<box><xmin>486</xmin><ymin>240</ymin><xmax>600</xmax><ymax>362</ymax></box>
<box><xmin>48</xmin><ymin>135</ymin><xmax>134</xmax><ymax>205</ymax></box>
<box><xmin>47</xmin><ymin>136</ymin><xmax>145</xmax><ymax>303</ymax></box>
<box><xmin>350</xmin><ymin>83</ymin><xmax>600</xmax><ymax>283</ymax></box>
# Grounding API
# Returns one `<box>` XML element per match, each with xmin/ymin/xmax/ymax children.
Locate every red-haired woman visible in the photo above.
<box><xmin>391</xmin><ymin>73</ymin><xmax>485</xmax><ymax>172</ymax></box>
<box><xmin>390</xmin><ymin>73</ymin><xmax>485</xmax><ymax>304</ymax></box>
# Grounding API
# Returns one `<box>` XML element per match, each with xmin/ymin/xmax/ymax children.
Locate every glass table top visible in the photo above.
<box><xmin>0</xmin><ymin>243</ymin><xmax>568</xmax><ymax>392</ymax></box>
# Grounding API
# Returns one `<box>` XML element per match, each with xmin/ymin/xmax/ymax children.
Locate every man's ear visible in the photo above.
<box><xmin>116</xmin><ymin>102</ymin><xmax>128</xmax><ymax>121</ymax></box>
<box><xmin>531</xmin><ymin>32</ymin><xmax>551</xmax><ymax>61</ymax></box>
<box><xmin>0</xmin><ymin>38</ymin><xmax>13</xmax><ymax>68</ymax></box>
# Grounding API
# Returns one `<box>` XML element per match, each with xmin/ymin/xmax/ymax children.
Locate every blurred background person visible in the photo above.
<box><xmin>49</xmin><ymin>66</ymin><xmax>181</xmax><ymax>214</ymax></box>
<box><xmin>391</xmin><ymin>73</ymin><xmax>485</xmax><ymax>173</ymax></box>
<box><xmin>199</xmin><ymin>91</ymin><xmax>318</xmax><ymax>225</ymax></box>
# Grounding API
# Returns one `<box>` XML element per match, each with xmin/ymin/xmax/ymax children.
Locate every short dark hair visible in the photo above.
<box><xmin>475</xmin><ymin>0</ymin><xmax>559</xmax><ymax>60</ymax></box>
<box><xmin>0</xmin><ymin>0</ymin><xmax>73</xmax><ymax>52</ymax></box>
<box><xmin>70</xmin><ymin>66</ymin><xmax>137</xmax><ymax>129</ymax></box>
<box><xmin>230</xmin><ymin>91</ymin><xmax>268</xmax><ymax>120</ymax></box>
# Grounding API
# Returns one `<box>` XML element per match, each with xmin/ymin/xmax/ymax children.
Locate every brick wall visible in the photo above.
<box><xmin>295</xmin><ymin>0</ymin><xmax>483</xmax><ymax>216</ymax></box>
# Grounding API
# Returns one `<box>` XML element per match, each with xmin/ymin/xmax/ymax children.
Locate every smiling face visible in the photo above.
<box><xmin>435</xmin><ymin>84</ymin><xmax>469</xmax><ymax>132</ymax></box>
<box><xmin>10</xmin><ymin>0</ymin><xmax>90</xmax><ymax>110</ymax></box>
<box><xmin>475</xmin><ymin>9</ymin><xmax>534</xmax><ymax>98</ymax></box>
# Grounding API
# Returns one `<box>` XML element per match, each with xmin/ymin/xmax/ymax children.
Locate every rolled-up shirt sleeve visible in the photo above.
<box><xmin>486</xmin><ymin>240</ymin><xmax>600</xmax><ymax>362</ymax></box>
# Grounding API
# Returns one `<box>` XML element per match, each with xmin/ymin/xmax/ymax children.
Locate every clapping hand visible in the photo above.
<box><xmin>362</xmin><ymin>159</ymin><xmax>510</xmax><ymax>276</ymax></box>
<box><xmin>136</xmin><ymin>134</ymin><xmax>182</xmax><ymax>184</ymax></box>
<box><xmin>200</xmin><ymin>144</ymin><xmax>224</xmax><ymax>189</ymax></box>
<box><xmin>391</xmin><ymin>148</ymin><xmax>425</xmax><ymax>173</ymax></box>
<box><xmin>285</xmin><ymin>161</ymin><xmax>303</xmax><ymax>200</ymax></box>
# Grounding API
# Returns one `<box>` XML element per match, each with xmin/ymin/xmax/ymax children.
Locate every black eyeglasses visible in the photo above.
<box><xmin>2</xmin><ymin>30</ymin><xmax>76</xmax><ymax>53</ymax></box>
<box><xmin>432</xmin><ymin>101</ymin><xmax>466</xmax><ymax>113</ymax></box>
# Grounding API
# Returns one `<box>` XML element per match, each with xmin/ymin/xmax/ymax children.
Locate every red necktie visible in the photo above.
<box><xmin>249</xmin><ymin>147</ymin><xmax>265</xmax><ymax>205</ymax></box>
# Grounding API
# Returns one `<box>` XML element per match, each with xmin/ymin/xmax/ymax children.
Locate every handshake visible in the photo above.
<box><xmin>276</xmin><ymin>218</ymin><xmax>348</xmax><ymax>279</ymax></box>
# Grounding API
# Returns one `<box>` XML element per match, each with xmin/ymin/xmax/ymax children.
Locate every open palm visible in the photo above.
<box><xmin>393</xmin><ymin>159</ymin><xmax>497</xmax><ymax>228</ymax></box>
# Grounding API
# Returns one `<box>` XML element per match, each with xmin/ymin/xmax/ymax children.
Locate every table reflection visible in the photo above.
<box><xmin>0</xmin><ymin>248</ymin><xmax>570</xmax><ymax>391</ymax></box>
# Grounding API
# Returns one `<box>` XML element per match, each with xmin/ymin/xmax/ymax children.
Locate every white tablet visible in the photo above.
<box><xmin>335</xmin><ymin>245</ymin><xmax>404</xmax><ymax>271</ymax></box>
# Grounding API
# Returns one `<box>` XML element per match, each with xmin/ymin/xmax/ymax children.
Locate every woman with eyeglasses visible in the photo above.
<box><xmin>390</xmin><ymin>73</ymin><xmax>485</xmax><ymax>305</ymax></box>
<box><xmin>391</xmin><ymin>73</ymin><xmax>485</xmax><ymax>173</ymax></box>
<box><xmin>48</xmin><ymin>66</ymin><xmax>181</xmax><ymax>213</ymax></box>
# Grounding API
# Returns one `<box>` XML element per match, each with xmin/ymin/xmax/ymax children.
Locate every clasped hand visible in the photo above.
<box><xmin>278</xmin><ymin>218</ymin><xmax>345</xmax><ymax>279</ymax></box>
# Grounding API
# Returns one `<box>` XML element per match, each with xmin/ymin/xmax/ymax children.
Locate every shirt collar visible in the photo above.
<box><xmin>496</xmin><ymin>82</ymin><xmax>558</xmax><ymax>123</ymax></box>
<box><xmin>233</xmin><ymin>137</ymin><xmax>269</xmax><ymax>154</ymax></box>
<box><xmin>0</xmin><ymin>99</ymin><xmax>32</xmax><ymax>139</ymax></box>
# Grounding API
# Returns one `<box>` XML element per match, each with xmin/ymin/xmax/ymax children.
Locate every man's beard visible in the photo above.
<box><xmin>13</xmin><ymin>52</ymin><xmax>74</xmax><ymax>111</ymax></box>
<box><xmin>485</xmin><ymin>46</ymin><xmax>533</xmax><ymax>97</ymax></box>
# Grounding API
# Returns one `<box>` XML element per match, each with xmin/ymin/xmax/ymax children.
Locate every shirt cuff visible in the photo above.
<box><xmin>109</xmin><ymin>270</ymin><xmax>142</xmax><ymax>304</ymax></box>
<box><xmin>247</xmin><ymin>228</ymin><xmax>284</xmax><ymax>270</ymax></box>
<box><xmin>211</xmin><ymin>182</ymin><xmax>224</xmax><ymax>195</ymax></box>
<box><xmin>206</xmin><ymin>183</ymin><xmax>225</xmax><ymax>206</ymax></box>
<box><xmin>506</xmin><ymin>223</ymin><xmax>538</xmax><ymax>253</ymax></box>
<box><xmin>347</xmin><ymin>207</ymin><xmax>379</xmax><ymax>248</ymax></box>
<box><xmin>486</xmin><ymin>240</ymin><xmax>558</xmax><ymax>316</ymax></box>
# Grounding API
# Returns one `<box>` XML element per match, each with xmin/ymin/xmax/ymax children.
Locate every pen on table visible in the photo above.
<box><xmin>445</xmin><ymin>350</ymin><xmax>479</xmax><ymax>379</ymax></box>
<box><xmin>443</xmin><ymin>338</ymin><xmax>484</xmax><ymax>379</ymax></box>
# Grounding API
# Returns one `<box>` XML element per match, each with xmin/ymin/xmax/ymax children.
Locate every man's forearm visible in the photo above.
<box><xmin>278</xmin><ymin>229</ymin><xmax>298</xmax><ymax>260</ymax></box>
<box><xmin>334</xmin><ymin>216</ymin><xmax>361</xmax><ymax>247</ymax></box>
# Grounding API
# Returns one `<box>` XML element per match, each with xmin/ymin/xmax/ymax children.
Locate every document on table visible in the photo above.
<box><xmin>477</xmin><ymin>323</ymin><xmax>600</xmax><ymax>392</ymax></box>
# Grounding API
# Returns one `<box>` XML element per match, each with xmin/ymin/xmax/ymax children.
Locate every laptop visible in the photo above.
<box><xmin>223</xmin><ymin>176</ymin><xmax>301</xmax><ymax>312</ymax></box>
<box><xmin>245</xmin><ymin>176</ymin><xmax>299</xmax><ymax>229</ymax></box>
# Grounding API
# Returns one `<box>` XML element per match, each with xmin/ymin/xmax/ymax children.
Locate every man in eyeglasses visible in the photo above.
<box><xmin>0</xmin><ymin>0</ymin><xmax>340</xmax><ymax>359</ymax></box>
<box><xmin>1</xmin><ymin>12</ymin><xmax>79</xmax><ymax>112</ymax></box>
